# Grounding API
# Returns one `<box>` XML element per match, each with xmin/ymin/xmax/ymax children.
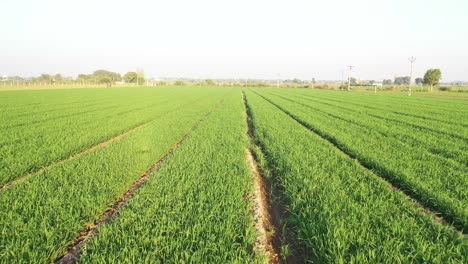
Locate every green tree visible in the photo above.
<box><xmin>97</xmin><ymin>75</ymin><xmax>112</xmax><ymax>85</ymax></box>
<box><xmin>123</xmin><ymin>72</ymin><xmax>137</xmax><ymax>83</ymax></box>
<box><xmin>415</xmin><ymin>77</ymin><xmax>423</xmax><ymax>85</ymax></box>
<box><xmin>53</xmin><ymin>74</ymin><xmax>63</xmax><ymax>83</ymax></box>
<box><xmin>394</xmin><ymin>76</ymin><xmax>410</xmax><ymax>85</ymax></box>
<box><xmin>136</xmin><ymin>69</ymin><xmax>145</xmax><ymax>85</ymax></box>
<box><xmin>383</xmin><ymin>79</ymin><xmax>393</xmax><ymax>85</ymax></box>
<box><xmin>37</xmin><ymin>74</ymin><xmax>53</xmax><ymax>84</ymax></box>
<box><xmin>77</xmin><ymin>74</ymin><xmax>92</xmax><ymax>83</ymax></box>
<box><xmin>92</xmin><ymin>70</ymin><xmax>122</xmax><ymax>84</ymax></box>
<box><xmin>292</xmin><ymin>78</ymin><xmax>302</xmax><ymax>84</ymax></box>
<box><xmin>423</xmin><ymin>69</ymin><xmax>441</xmax><ymax>92</ymax></box>
<box><xmin>205</xmin><ymin>79</ymin><xmax>215</xmax><ymax>86</ymax></box>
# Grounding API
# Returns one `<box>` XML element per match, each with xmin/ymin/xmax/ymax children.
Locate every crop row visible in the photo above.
<box><xmin>244</xmin><ymin>89</ymin><xmax>467</xmax><ymax>263</ymax></box>
<box><xmin>273</xmin><ymin>89</ymin><xmax>467</xmax><ymax>139</ymax></box>
<box><xmin>0</xmin><ymin>92</ymin><xmax>226</xmax><ymax>262</ymax></box>
<box><xmin>0</xmin><ymin>88</ymin><xmax>224</xmax><ymax>185</ymax></box>
<box><xmin>78</xmin><ymin>89</ymin><xmax>262</xmax><ymax>263</ymax></box>
<box><xmin>263</xmin><ymin>89</ymin><xmax>467</xmax><ymax>167</ymax></box>
<box><xmin>252</xmin><ymin>89</ymin><xmax>467</xmax><ymax>231</ymax></box>
<box><xmin>287</xmin><ymin>89</ymin><xmax>468</xmax><ymax>126</ymax></box>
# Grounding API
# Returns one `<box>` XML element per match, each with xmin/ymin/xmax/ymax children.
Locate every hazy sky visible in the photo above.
<box><xmin>1</xmin><ymin>0</ymin><xmax>467</xmax><ymax>81</ymax></box>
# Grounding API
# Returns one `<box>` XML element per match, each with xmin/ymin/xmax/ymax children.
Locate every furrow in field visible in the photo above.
<box><xmin>0</xmin><ymin>97</ymin><xmax>118</xmax><ymax>128</ymax></box>
<box><xmin>252</xmin><ymin>89</ymin><xmax>466</xmax><ymax>234</ymax></box>
<box><xmin>288</xmin><ymin>89</ymin><xmax>467</xmax><ymax>114</ymax></box>
<box><xmin>2</xmin><ymin>98</ymin><xmax>101</xmax><ymax>120</ymax></box>
<box><xmin>293</xmin><ymin>91</ymin><xmax>468</xmax><ymax>127</ymax></box>
<box><xmin>278</xmin><ymin>91</ymin><xmax>467</xmax><ymax>141</ymax></box>
<box><xmin>246</xmin><ymin>149</ymin><xmax>280</xmax><ymax>264</ymax></box>
<box><xmin>0</xmin><ymin>99</ymin><xmax>164</xmax><ymax>145</ymax></box>
<box><xmin>0</xmin><ymin>121</ymin><xmax>149</xmax><ymax>192</ymax></box>
<box><xmin>54</xmin><ymin>97</ymin><xmax>226</xmax><ymax>264</ymax></box>
<box><xmin>263</xmin><ymin>91</ymin><xmax>467</xmax><ymax>167</ymax></box>
<box><xmin>0</xmin><ymin>94</ymin><xmax>210</xmax><ymax>187</ymax></box>
<box><xmin>0</xmin><ymin>104</ymin><xmax>120</xmax><ymax>130</ymax></box>
<box><xmin>244</xmin><ymin>89</ymin><xmax>467</xmax><ymax>262</ymax></box>
<box><xmin>243</xmin><ymin>91</ymin><xmax>305</xmax><ymax>264</ymax></box>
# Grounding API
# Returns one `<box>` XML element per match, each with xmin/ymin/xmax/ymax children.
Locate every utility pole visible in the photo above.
<box><xmin>408</xmin><ymin>57</ymin><xmax>416</xmax><ymax>96</ymax></box>
<box><xmin>347</xmin><ymin>66</ymin><xmax>354</xmax><ymax>91</ymax></box>
<box><xmin>277</xmin><ymin>73</ymin><xmax>280</xmax><ymax>88</ymax></box>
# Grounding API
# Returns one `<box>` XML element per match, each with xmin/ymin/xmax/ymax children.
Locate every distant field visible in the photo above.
<box><xmin>0</xmin><ymin>86</ymin><xmax>466</xmax><ymax>263</ymax></box>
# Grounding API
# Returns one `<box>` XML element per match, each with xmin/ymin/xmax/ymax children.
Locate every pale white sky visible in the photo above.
<box><xmin>1</xmin><ymin>0</ymin><xmax>467</xmax><ymax>81</ymax></box>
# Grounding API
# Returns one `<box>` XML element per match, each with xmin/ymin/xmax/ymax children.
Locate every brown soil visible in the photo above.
<box><xmin>246</xmin><ymin>149</ymin><xmax>282</xmax><ymax>264</ymax></box>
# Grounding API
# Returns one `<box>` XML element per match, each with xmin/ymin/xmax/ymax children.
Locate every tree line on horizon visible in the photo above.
<box><xmin>1</xmin><ymin>69</ymin><xmax>146</xmax><ymax>86</ymax></box>
<box><xmin>0</xmin><ymin>68</ymin><xmax>446</xmax><ymax>90</ymax></box>
<box><xmin>379</xmin><ymin>69</ymin><xmax>441</xmax><ymax>90</ymax></box>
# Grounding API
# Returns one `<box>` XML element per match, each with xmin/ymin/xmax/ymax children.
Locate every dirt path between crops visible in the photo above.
<box><xmin>246</xmin><ymin>149</ymin><xmax>281</xmax><ymax>264</ymax></box>
<box><xmin>54</xmin><ymin>97</ymin><xmax>226</xmax><ymax>264</ymax></box>
<box><xmin>252</xmin><ymin>89</ymin><xmax>467</xmax><ymax>236</ymax></box>
<box><xmin>243</xmin><ymin>90</ymin><xmax>308</xmax><ymax>263</ymax></box>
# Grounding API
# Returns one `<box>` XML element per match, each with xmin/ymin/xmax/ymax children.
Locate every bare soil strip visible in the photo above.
<box><xmin>253</xmin><ymin>89</ymin><xmax>466</xmax><ymax>235</ymax></box>
<box><xmin>0</xmin><ymin>121</ymin><xmax>150</xmax><ymax>192</ymax></box>
<box><xmin>243</xmin><ymin>91</ymin><xmax>306</xmax><ymax>263</ymax></box>
<box><xmin>246</xmin><ymin>149</ymin><xmax>281</xmax><ymax>264</ymax></box>
<box><xmin>54</xmin><ymin>97</ymin><xmax>225</xmax><ymax>264</ymax></box>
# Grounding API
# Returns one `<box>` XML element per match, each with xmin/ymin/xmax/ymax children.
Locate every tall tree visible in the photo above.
<box><xmin>136</xmin><ymin>69</ymin><xmax>145</xmax><ymax>85</ymax></box>
<box><xmin>423</xmin><ymin>69</ymin><xmax>441</xmax><ymax>92</ymax></box>
<box><xmin>123</xmin><ymin>72</ymin><xmax>137</xmax><ymax>83</ymax></box>
<box><xmin>92</xmin><ymin>70</ymin><xmax>122</xmax><ymax>84</ymax></box>
<box><xmin>53</xmin><ymin>74</ymin><xmax>63</xmax><ymax>83</ymax></box>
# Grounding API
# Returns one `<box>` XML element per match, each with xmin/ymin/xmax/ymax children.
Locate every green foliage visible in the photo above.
<box><xmin>438</xmin><ymin>86</ymin><xmax>450</xmax><ymax>91</ymax></box>
<box><xmin>423</xmin><ymin>69</ymin><xmax>442</xmax><ymax>87</ymax></box>
<box><xmin>0</xmin><ymin>87</ymin><xmax>466</xmax><ymax>262</ymax></box>
<box><xmin>245</xmin><ymin>89</ymin><xmax>467</xmax><ymax>262</ymax></box>
<box><xmin>0</xmin><ymin>87</ymin><xmax>229</xmax><ymax>262</ymax></box>
<box><xmin>0</xmin><ymin>88</ymin><xmax>222</xmax><ymax>185</ymax></box>
<box><xmin>394</xmin><ymin>76</ymin><xmax>410</xmax><ymax>85</ymax></box>
<box><xmin>383</xmin><ymin>79</ymin><xmax>393</xmax><ymax>85</ymax></box>
<box><xmin>92</xmin><ymin>69</ymin><xmax>122</xmax><ymax>84</ymax></box>
<box><xmin>80</xmin><ymin>90</ymin><xmax>261</xmax><ymax>263</ymax></box>
<box><xmin>136</xmin><ymin>69</ymin><xmax>145</xmax><ymax>85</ymax></box>
<box><xmin>205</xmin><ymin>79</ymin><xmax>215</xmax><ymax>86</ymax></box>
<box><xmin>123</xmin><ymin>71</ymin><xmax>137</xmax><ymax>83</ymax></box>
<box><xmin>415</xmin><ymin>77</ymin><xmax>423</xmax><ymax>85</ymax></box>
<box><xmin>253</xmin><ymin>88</ymin><xmax>468</xmax><ymax>230</ymax></box>
<box><xmin>33</xmin><ymin>74</ymin><xmax>53</xmax><ymax>83</ymax></box>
